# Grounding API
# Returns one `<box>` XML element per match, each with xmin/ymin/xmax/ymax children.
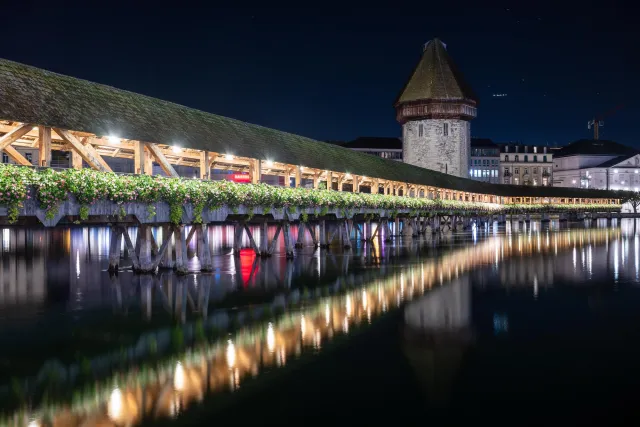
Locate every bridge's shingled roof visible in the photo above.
<box><xmin>0</xmin><ymin>58</ymin><xmax>619</xmax><ymax>200</ymax></box>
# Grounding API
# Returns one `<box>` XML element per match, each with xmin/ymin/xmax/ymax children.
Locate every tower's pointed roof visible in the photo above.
<box><xmin>395</xmin><ymin>38</ymin><xmax>478</xmax><ymax>105</ymax></box>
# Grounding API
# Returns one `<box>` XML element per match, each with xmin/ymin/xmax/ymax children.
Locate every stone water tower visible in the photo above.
<box><xmin>395</xmin><ymin>39</ymin><xmax>478</xmax><ymax>178</ymax></box>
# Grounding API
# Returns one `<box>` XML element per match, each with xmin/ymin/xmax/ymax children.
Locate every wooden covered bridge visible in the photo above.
<box><xmin>0</xmin><ymin>58</ymin><xmax>624</xmax><ymax>272</ymax></box>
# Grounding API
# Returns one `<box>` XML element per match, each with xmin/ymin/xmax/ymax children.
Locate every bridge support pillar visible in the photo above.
<box><xmin>196</xmin><ymin>224</ymin><xmax>213</xmax><ymax>271</ymax></box>
<box><xmin>394</xmin><ymin>217</ymin><xmax>400</xmax><ymax>236</ymax></box>
<box><xmin>174</xmin><ymin>225</ymin><xmax>189</xmax><ymax>275</ymax></box>
<box><xmin>295</xmin><ymin>223</ymin><xmax>305</xmax><ymax>248</ymax></box>
<box><xmin>259</xmin><ymin>220</ymin><xmax>270</xmax><ymax>255</ymax></box>
<box><xmin>384</xmin><ymin>218</ymin><xmax>393</xmax><ymax>242</ymax></box>
<box><xmin>342</xmin><ymin>220</ymin><xmax>352</xmax><ymax>249</ymax></box>
<box><xmin>108</xmin><ymin>225</ymin><xmax>122</xmax><ymax>272</ymax></box>
<box><xmin>283</xmin><ymin>221</ymin><xmax>294</xmax><ymax>259</ymax></box>
<box><xmin>319</xmin><ymin>220</ymin><xmax>328</xmax><ymax>248</ymax></box>
<box><xmin>365</xmin><ymin>219</ymin><xmax>372</xmax><ymax>241</ymax></box>
<box><xmin>136</xmin><ymin>224</ymin><xmax>154</xmax><ymax>273</ymax></box>
<box><xmin>160</xmin><ymin>225</ymin><xmax>175</xmax><ymax>269</ymax></box>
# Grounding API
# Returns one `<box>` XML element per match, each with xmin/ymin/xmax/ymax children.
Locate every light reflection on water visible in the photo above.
<box><xmin>2</xmin><ymin>220</ymin><xmax>640</xmax><ymax>425</ymax></box>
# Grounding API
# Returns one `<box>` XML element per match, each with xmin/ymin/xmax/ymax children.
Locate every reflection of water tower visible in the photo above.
<box><xmin>402</xmin><ymin>276</ymin><xmax>473</xmax><ymax>407</ymax></box>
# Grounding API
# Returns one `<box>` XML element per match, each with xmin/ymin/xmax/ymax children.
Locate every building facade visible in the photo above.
<box><xmin>469</xmin><ymin>138</ymin><xmax>500</xmax><ymax>183</ymax></box>
<box><xmin>341</xmin><ymin>137</ymin><xmax>403</xmax><ymax>161</ymax></box>
<box><xmin>395</xmin><ymin>39</ymin><xmax>477</xmax><ymax>178</ymax></box>
<box><xmin>500</xmin><ymin>144</ymin><xmax>553</xmax><ymax>186</ymax></box>
<box><xmin>552</xmin><ymin>139</ymin><xmax>639</xmax><ymax>191</ymax></box>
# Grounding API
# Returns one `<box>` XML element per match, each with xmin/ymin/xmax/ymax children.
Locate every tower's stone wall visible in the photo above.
<box><xmin>402</xmin><ymin>119</ymin><xmax>470</xmax><ymax>178</ymax></box>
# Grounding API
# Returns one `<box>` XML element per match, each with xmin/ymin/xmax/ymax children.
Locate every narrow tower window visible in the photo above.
<box><xmin>443</xmin><ymin>123</ymin><xmax>449</xmax><ymax>136</ymax></box>
<box><xmin>418</xmin><ymin>124</ymin><xmax>423</xmax><ymax>137</ymax></box>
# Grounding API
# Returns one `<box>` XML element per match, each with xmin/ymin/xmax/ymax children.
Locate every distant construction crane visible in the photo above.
<box><xmin>588</xmin><ymin>104</ymin><xmax>623</xmax><ymax>140</ymax></box>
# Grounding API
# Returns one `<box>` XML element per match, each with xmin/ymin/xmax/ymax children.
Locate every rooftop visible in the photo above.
<box><xmin>553</xmin><ymin>139</ymin><xmax>638</xmax><ymax>158</ymax></box>
<box><xmin>471</xmin><ymin>138</ymin><xmax>499</xmax><ymax>148</ymax></box>
<box><xmin>394</xmin><ymin>39</ymin><xmax>478</xmax><ymax>106</ymax></box>
<box><xmin>0</xmin><ymin>58</ymin><xmax>618</xmax><ymax>200</ymax></box>
<box><xmin>344</xmin><ymin>137</ymin><xmax>402</xmax><ymax>150</ymax></box>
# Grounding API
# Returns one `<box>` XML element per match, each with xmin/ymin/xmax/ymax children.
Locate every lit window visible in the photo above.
<box><xmin>614</xmin><ymin>169</ymin><xmax>619</xmax><ymax>173</ymax></box>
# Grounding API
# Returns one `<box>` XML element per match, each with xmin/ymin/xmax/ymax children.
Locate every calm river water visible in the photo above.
<box><xmin>2</xmin><ymin>219</ymin><xmax>640</xmax><ymax>426</ymax></box>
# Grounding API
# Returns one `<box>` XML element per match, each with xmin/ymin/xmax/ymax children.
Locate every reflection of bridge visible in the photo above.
<box><xmin>3</xmin><ymin>224</ymin><xmax>634</xmax><ymax>426</ymax></box>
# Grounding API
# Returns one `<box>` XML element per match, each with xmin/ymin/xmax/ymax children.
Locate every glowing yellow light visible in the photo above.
<box><xmin>342</xmin><ymin>316</ymin><xmax>349</xmax><ymax>333</ymax></box>
<box><xmin>108</xmin><ymin>136</ymin><xmax>121</xmax><ymax>144</ymax></box>
<box><xmin>107</xmin><ymin>388</ymin><xmax>123</xmax><ymax>421</ymax></box>
<box><xmin>172</xmin><ymin>145</ymin><xmax>182</xmax><ymax>153</ymax></box>
<box><xmin>362</xmin><ymin>290</ymin><xmax>368</xmax><ymax>309</ymax></box>
<box><xmin>266</xmin><ymin>160</ymin><xmax>274</xmax><ymax>167</ymax></box>
<box><xmin>173</xmin><ymin>361</ymin><xmax>185</xmax><ymax>391</ymax></box>
<box><xmin>226</xmin><ymin>340</ymin><xmax>236</xmax><ymax>368</ymax></box>
<box><xmin>300</xmin><ymin>314</ymin><xmax>306</xmax><ymax>335</ymax></box>
<box><xmin>325</xmin><ymin>303</ymin><xmax>330</xmax><ymax>325</ymax></box>
<box><xmin>346</xmin><ymin>295</ymin><xmax>352</xmax><ymax>317</ymax></box>
<box><xmin>225</xmin><ymin>154</ymin><xmax>234</xmax><ymax>160</ymax></box>
<box><xmin>27</xmin><ymin>420</ymin><xmax>40</xmax><ymax>427</ymax></box>
<box><xmin>267</xmin><ymin>323</ymin><xmax>275</xmax><ymax>352</ymax></box>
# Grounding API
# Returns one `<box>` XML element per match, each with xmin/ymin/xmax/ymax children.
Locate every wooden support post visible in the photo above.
<box><xmin>295</xmin><ymin>166</ymin><xmax>301</xmax><ymax>188</ymax></box>
<box><xmin>185</xmin><ymin>225</ymin><xmax>197</xmax><ymax>247</ymax></box>
<box><xmin>134</xmin><ymin>141</ymin><xmax>147</xmax><ymax>174</ymax></box>
<box><xmin>150</xmin><ymin>228</ymin><xmax>174</xmax><ymax>270</ymax></box>
<box><xmin>342</xmin><ymin>220</ymin><xmax>352</xmax><ymax>249</ymax></box>
<box><xmin>38</xmin><ymin>126</ymin><xmax>52</xmax><ymax>167</ymax></box>
<box><xmin>327</xmin><ymin>171</ymin><xmax>333</xmax><ymax>190</ymax></box>
<box><xmin>385</xmin><ymin>219</ymin><xmax>393</xmax><ymax>242</ymax></box>
<box><xmin>108</xmin><ymin>225</ymin><xmax>122</xmax><ymax>272</ymax></box>
<box><xmin>160</xmin><ymin>225</ymin><xmax>175</xmax><ymax>269</ymax></box>
<box><xmin>306</xmin><ymin>222</ymin><xmax>318</xmax><ymax>248</ymax></box>
<box><xmin>70</xmin><ymin>147</ymin><xmax>83</xmax><ymax>169</ymax></box>
<box><xmin>371</xmin><ymin>221</ymin><xmax>381</xmax><ymax>239</ymax></box>
<box><xmin>365</xmin><ymin>219</ymin><xmax>372</xmax><ymax>241</ymax></box>
<box><xmin>145</xmin><ymin>143</ymin><xmax>179</xmax><ymax>177</ymax></box>
<box><xmin>121</xmin><ymin>227</ymin><xmax>140</xmax><ymax>271</ymax></box>
<box><xmin>320</xmin><ymin>219</ymin><xmax>328</xmax><ymax>248</ymax></box>
<box><xmin>249</xmin><ymin>159</ymin><xmax>261</xmax><ymax>184</ymax></box>
<box><xmin>197</xmin><ymin>224</ymin><xmax>213</xmax><ymax>271</ymax></box>
<box><xmin>295</xmin><ymin>223</ymin><xmax>305</xmax><ymax>248</ymax></box>
<box><xmin>267</xmin><ymin>224</ymin><xmax>282</xmax><ymax>255</ymax></box>
<box><xmin>174</xmin><ymin>225</ymin><xmax>189</xmax><ymax>275</ymax></box>
<box><xmin>233</xmin><ymin>223</ymin><xmax>243</xmax><ymax>255</ymax></box>
<box><xmin>58</xmin><ymin>131</ymin><xmax>113</xmax><ymax>172</ymax></box>
<box><xmin>352</xmin><ymin>176</ymin><xmax>359</xmax><ymax>193</ymax></box>
<box><xmin>200</xmin><ymin>151</ymin><xmax>213</xmax><ymax>179</ymax></box>
<box><xmin>243</xmin><ymin>223</ymin><xmax>260</xmax><ymax>255</ymax></box>
<box><xmin>259</xmin><ymin>220</ymin><xmax>269</xmax><ymax>256</ymax></box>
<box><xmin>136</xmin><ymin>224</ymin><xmax>154</xmax><ymax>273</ymax></box>
<box><xmin>283</xmin><ymin>221</ymin><xmax>294</xmax><ymax>259</ymax></box>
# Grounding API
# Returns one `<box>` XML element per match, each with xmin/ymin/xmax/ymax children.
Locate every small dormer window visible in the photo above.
<box><xmin>533</xmin><ymin>147</ymin><xmax>537</xmax><ymax>153</ymax></box>
<box><xmin>418</xmin><ymin>124</ymin><xmax>423</xmax><ymax>137</ymax></box>
<box><xmin>443</xmin><ymin>123</ymin><xmax>449</xmax><ymax>136</ymax></box>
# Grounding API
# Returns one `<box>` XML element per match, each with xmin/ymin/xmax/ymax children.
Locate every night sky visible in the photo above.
<box><xmin>1</xmin><ymin>2</ymin><xmax>638</xmax><ymax>147</ymax></box>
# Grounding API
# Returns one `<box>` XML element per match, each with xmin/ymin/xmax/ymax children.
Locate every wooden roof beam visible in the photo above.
<box><xmin>146</xmin><ymin>143</ymin><xmax>178</xmax><ymax>177</ymax></box>
<box><xmin>55</xmin><ymin>128</ymin><xmax>112</xmax><ymax>173</ymax></box>
<box><xmin>0</xmin><ymin>123</ymin><xmax>33</xmax><ymax>151</ymax></box>
<box><xmin>4</xmin><ymin>145</ymin><xmax>32</xmax><ymax>166</ymax></box>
